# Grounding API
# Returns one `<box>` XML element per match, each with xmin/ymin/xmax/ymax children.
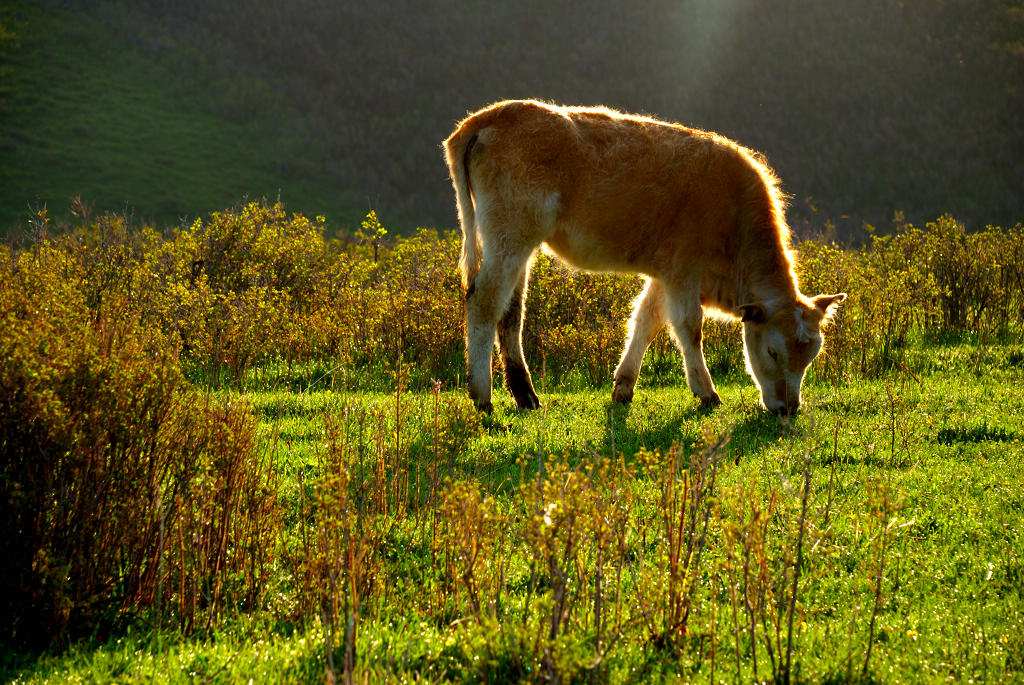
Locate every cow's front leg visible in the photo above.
<box><xmin>666</xmin><ymin>289</ymin><xmax>721</xmax><ymax>408</ymax></box>
<box><xmin>613</xmin><ymin>278</ymin><xmax>665</xmax><ymax>403</ymax></box>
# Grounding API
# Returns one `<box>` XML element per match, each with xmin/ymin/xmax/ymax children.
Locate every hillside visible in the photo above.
<box><xmin>0</xmin><ymin>2</ymin><xmax>352</xmax><ymax>232</ymax></box>
<box><xmin>2</xmin><ymin>1</ymin><xmax>1023</xmax><ymax>236</ymax></box>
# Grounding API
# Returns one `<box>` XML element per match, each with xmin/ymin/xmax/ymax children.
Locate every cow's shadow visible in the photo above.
<box><xmin>600</xmin><ymin>399</ymin><xmax>705</xmax><ymax>459</ymax></box>
<box><xmin>471</xmin><ymin>395</ymin><xmax>790</xmax><ymax>492</ymax></box>
<box><xmin>724</xmin><ymin>412</ymin><xmax>790</xmax><ymax>463</ymax></box>
<box><xmin>602</xmin><ymin>399</ymin><xmax>787</xmax><ymax>465</ymax></box>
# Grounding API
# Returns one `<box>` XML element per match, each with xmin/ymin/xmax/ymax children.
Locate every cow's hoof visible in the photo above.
<box><xmin>475</xmin><ymin>400</ymin><xmax>494</xmax><ymax>414</ymax></box>
<box><xmin>612</xmin><ymin>379</ymin><xmax>634</xmax><ymax>404</ymax></box>
<box><xmin>505</xmin><ymin>364</ymin><xmax>540</xmax><ymax>411</ymax></box>
<box><xmin>698</xmin><ymin>393</ymin><xmax>722</xmax><ymax>410</ymax></box>
<box><xmin>514</xmin><ymin>390</ymin><xmax>542</xmax><ymax>410</ymax></box>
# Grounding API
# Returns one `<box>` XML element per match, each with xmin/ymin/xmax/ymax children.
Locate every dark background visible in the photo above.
<box><xmin>2</xmin><ymin>0</ymin><xmax>1022</xmax><ymax>238</ymax></box>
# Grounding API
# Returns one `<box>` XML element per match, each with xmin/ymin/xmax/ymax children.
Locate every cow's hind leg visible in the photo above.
<box><xmin>497</xmin><ymin>264</ymin><xmax>540</xmax><ymax>409</ymax></box>
<box><xmin>665</xmin><ymin>285</ymin><xmax>721</xmax><ymax>409</ymax></box>
<box><xmin>613</xmin><ymin>278</ymin><xmax>666</xmax><ymax>403</ymax></box>
<box><xmin>466</xmin><ymin>247</ymin><xmax>533</xmax><ymax>413</ymax></box>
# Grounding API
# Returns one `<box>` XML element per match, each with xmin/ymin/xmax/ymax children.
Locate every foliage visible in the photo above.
<box><xmin>0</xmin><ymin>237</ymin><xmax>279</xmax><ymax>647</ymax></box>
<box><xmin>799</xmin><ymin>216</ymin><xmax>1024</xmax><ymax>379</ymax></box>
<box><xmin>14</xmin><ymin>203</ymin><xmax>1024</xmax><ymax>394</ymax></box>
<box><xmin>526</xmin><ymin>253</ymin><xmax>640</xmax><ymax>385</ymax></box>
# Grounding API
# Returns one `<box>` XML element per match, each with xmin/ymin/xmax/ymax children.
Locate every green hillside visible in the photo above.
<box><xmin>0</xmin><ymin>2</ymin><xmax>354</xmax><ymax>231</ymax></box>
<box><xmin>1</xmin><ymin>1</ymin><xmax>1022</xmax><ymax>235</ymax></box>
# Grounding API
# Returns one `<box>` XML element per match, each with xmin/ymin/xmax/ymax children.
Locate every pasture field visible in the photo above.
<box><xmin>2</xmin><ymin>205</ymin><xmax>1023</xmax><ymax>682</ymax></box>
<box><xmin>8</xmin><ymin>351</ymin><xmax>1024</xmax><ymax>683</ymax></box>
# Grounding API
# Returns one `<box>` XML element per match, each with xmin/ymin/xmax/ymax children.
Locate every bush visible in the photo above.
<box><xmin>798</xmin><ymin>229</ymin><xmax>939</xmax><ymax>378</ymax></box>
<box><xmin>923</xmin><ymin>216</ymin><xmax>1024</xmax><ymax>333</ymax></box>
<box><xmin>526</xmin><ymin>253</ymin><xmax>640</xmax><ymax>385</ymax></box>
<box><xmin>163</xmin><ymin>203</ymin><xmax>336</xmax><ymax>379</ymax></box>
<box><xmin>0</xmin><ymin>243</ymin><xmax>279</xmax><ymax>647</ymax></box>
<box><xmin>9</xmin><ymin>201</ymin><xmax>1024</xmax><ymax>395</ymax></box>
<box><xmin>370</xmin><ymin>228</ymin><xmax>464</xmax><ymax>380</ymax></box>
<box><xmin>798</xmin><ymin>217</ymin><xmax>1024</xmax><ymax>380</ymax></box>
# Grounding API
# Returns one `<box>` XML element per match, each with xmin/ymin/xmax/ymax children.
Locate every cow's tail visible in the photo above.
<box><xmin>444</xmin><ymin>128</ymin><xmax>481</xmax><ymax>291</ymax></box>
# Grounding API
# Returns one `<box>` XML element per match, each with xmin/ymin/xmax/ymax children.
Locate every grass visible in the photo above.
<box><xmin>0</xmin><ymin>2</ymin><xmax>356</xmax><ymax>232</ymax></box>
<box><xmin>6</xmin><ymin>341</ymin><xmax>1023</xmax><ymax>683</ymax></box>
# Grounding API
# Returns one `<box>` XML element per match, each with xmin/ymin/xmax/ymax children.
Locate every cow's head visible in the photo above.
<box><xmin>738</xmin><ymin>293</ymin><xmax>846</xmax><ymax>416</ymax></box>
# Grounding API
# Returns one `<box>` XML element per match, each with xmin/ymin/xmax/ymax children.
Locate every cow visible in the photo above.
<box><xmin>443</xmin><ymin>100</ymin><xmax>845</xmax><ymax>416</ymax></box>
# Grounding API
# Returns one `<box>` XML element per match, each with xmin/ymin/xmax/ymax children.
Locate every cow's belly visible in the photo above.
<box><xmin>543</xmin><ymin>223</ymin><xmax>653</xmax><ymax>274</ymax></box>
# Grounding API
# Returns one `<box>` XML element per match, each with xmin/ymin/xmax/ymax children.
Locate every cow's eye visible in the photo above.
<box><xmin>767</xmin><ymin>348</ymin><xmax>780</xmax><ymax>363</ymax></box>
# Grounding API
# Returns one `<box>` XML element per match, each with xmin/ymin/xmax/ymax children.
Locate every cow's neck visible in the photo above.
<box><xmin>733</xmin><ymin>224</ymin><xmax>800</xmax><ymax>311</ymax></box>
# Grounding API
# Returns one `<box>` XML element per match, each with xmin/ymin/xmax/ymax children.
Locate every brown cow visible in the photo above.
<box><xmin>443</xmin><ymin>100</ymin><xmax>845</xmax><ymax>415</ymax></box>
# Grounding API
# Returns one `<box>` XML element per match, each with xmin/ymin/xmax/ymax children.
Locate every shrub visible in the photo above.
<box><xmin>145</xmin><ymin>204</ymin><xmax>1020</xmax><ymax>387</ymax></box>
<box><xmin>527</xmin><ymin>253</ymin><xmax>640</xmax><ymax>384</ymax></box>
<box><xmin>371</xmin><ymin>229</ymin><xmax>464</xmax><ymax>379</ymax></box>
<box><xmin>922</xmin><ymin>216</ymin><xmax>1024</xmax><ymax>333</ymax></box>
<box><xmin>798</xmin><ymin>218</ymin><xmax>1024</xmax><ymax>380</ymax></box>
<box><xmin>0</xmin><ymin>244</ymin><xmax>279</xmax><ymax>647</ymax></box>
<box><xmin>800</xmin><ymin>224</ymin><xmax>943</xmax><ymax>377</ymax></box>
<box><xmin>9</xmin><ymin>202</ymin><xmax>1024</xmax><ymax>395</ymax></box>
<box><xmin>171</xmin><ymin>203</ymin><xmax>334</xmax><ymax>379</ymax></box>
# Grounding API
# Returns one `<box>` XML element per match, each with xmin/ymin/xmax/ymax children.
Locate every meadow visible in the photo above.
<box><xmin>2</xmin><ymin>204</ymin><xmax>1023</xmax><ymax>683</ymax></box>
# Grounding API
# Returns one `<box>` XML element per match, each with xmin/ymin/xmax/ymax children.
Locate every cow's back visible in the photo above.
<box><xmin>456</xmin><ymin>100</ymin><xmax>781</xmax><ymax>280</ymax></box>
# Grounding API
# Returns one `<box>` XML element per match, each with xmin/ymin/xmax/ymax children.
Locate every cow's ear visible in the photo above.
<box><xmin>812</xmin><ymin>293</ymin><xmax>847</xmax><ymax>316</ymax></box>
<box><xmin>737</xmin><ymin>303</ymin><xmax>767</xmax><ymax>323</ymax></box>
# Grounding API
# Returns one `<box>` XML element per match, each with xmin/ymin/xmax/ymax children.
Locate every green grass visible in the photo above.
<box><xmin>6</xmin><ymin>341</ymin><xmax>1023</xmax><ymax>683</ymax></box>
<box><xmin>0</xmin><ymin>2</ymin><xmax>356</xmax><ymax>232</ymax></box>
